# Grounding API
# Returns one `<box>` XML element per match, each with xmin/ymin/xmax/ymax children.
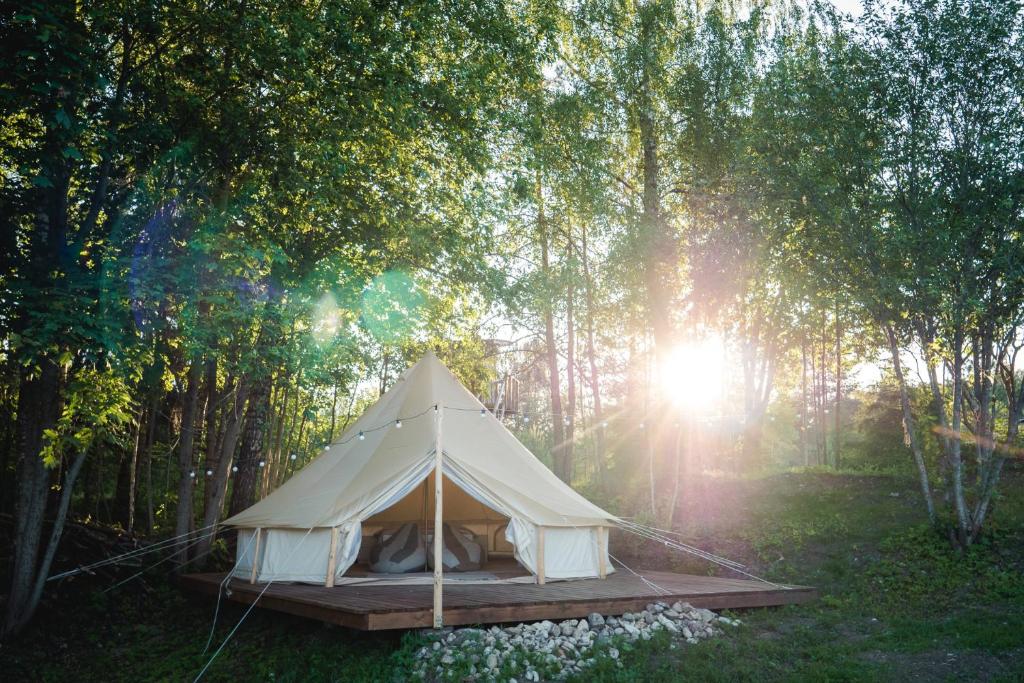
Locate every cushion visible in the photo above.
<box><xmin>369</xmin><ymin>522</ymin><xmax>426</xmax><ymax>573</ymax></box>
<box><xmin>426</xmin><ymin>523</ymin><xmax>482</xmax><ymax>572</ymax></box>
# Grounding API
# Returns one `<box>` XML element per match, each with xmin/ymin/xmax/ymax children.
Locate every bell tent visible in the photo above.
<box><xmin>223</xmin><ymin>351</ymin><xmax>617</xmax><ymax>591</ymax></box>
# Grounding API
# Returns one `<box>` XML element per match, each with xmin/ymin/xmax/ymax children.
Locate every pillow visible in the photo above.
<box><xmin>426</xmin><ymin>523</ymin><xmax>482</xmax><ymax>572</ymax></box>
<box><xmin>369</xmin><ymin>522</ymin><xmax>426</xmax><ymax>573</ymax></box>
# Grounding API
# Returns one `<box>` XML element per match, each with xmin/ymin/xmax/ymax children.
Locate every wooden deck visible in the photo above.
<box><xmin>180</xmin><ymin>568</ymin><xmax>816</xmax><ymax>631</ymax></box>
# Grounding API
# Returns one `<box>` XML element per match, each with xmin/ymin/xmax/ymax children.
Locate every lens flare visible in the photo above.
<box><xmin>661</xmin><ymin>335</ymin><xmax>727</xmax><ymax>412</ymax></box>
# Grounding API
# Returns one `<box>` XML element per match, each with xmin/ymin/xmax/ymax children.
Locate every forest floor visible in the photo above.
<box><xmin>3</xmin><ymin>467</ymin><xmax>1023</xmax><ymax>682</ymax></box>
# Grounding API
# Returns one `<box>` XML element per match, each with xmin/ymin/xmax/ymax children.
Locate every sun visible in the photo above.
<box><xmin>660</xmin><ymin>336</ymin><xmax>727</xmax><ymax>412</ymax></box>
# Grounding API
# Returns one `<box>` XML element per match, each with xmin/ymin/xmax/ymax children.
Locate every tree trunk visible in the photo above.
<box><xmin>173</xmin><ymin>360</ymin><xmax>204</xmax><ymax>568</ymax></box>
<box><xmin>884</xmin><ymin>324</ymin><xmax>936</xmax><ymax>524</ymax></box>
<box><xmin>949</xmin><ymin>322</ymin><xmax>970</xmax><ymax>545</ymax></box>
<box><xmin>564</xmin><ymin>249</ymin><xmax>577</xmax><ymax>485</ymax></box>
<box><xmin>581</xmin><ymin>223</ymin><xmax>605</xmax><ymax>489</ymax></box>
<box><xmin>800</xmin><ymin>337</ymin><xmax>808</xmax><ymax>466</ymax></box>
<box><xmin>194</xmin><ymin>380</ymin><xmax>250</xmax><ymax>566</ymax></box>
<box><xmin>201</xmin><ymin>360</ymin><xmax>221</xmax><ymax>514</ymax></box>
<box><xmin>19</xmin><ymin>449</ymin><xmax>87</xmax><ymax>636</ymax></box>
<box><xmin>834</xmin><ymin>302</ymin><xmax>842</xmax><ymax>469</ymax></box>
<box><xmin>537</xmin><ymin>171</ymin><xmax>566</xmax><ymax>480</ymax></box>
<box><xmin>4</xmin><ymin>361</ymin><xmax>63</xmax><ymax>637</ymax></box>
<box><xmin>229</xmin><ymin>374</ymin><xmax>271</xmax><ymax>518</ymax></box>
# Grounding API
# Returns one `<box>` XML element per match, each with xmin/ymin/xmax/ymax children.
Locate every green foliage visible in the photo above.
<box><xmin>40</xmin><ymin>367</ymin><xmax>136</xmax><ymax>467</ymax></box>
<box><xmin>864</xmin><ymin>525</ymin><xmax>1024</xmax><ymax>611</ymax></box>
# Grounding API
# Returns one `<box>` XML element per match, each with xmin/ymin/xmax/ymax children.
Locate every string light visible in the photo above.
<box><xmin>358</xmin><ymin>431</ymin><xmax>365</xmax><ymax>440</ymax></box>
<box><xmin>290</xmin><ymin>453</ymin><xmax>297</xmax><ymax>461</ymax></box>
<box><xmin>395</xmin><ymin>419</ymin><xmax>402</xmax><ymax>429</ymax></box>
<box><xmin>189</xmin><ymin>471</ymin><xmax>196</xmax><ymax>479</ymax></box>
<box><xmin>205</xmin><ymin>469</ymin><xmax>213</xmax><ymax>477</ymax></box>
<box><xmin>480</xmin><ymin>408</ymin><xmax>486</xmax><ymax>417</ymax></box>
<box><xmin>232</xmin><ymin>465</ymin><xmax>239</xmax><ymax>473</ymax></box>
<box><xmin>258</xmin><ymin>460</ymin><xmax>266</xmax><ymax>468</ymax></box>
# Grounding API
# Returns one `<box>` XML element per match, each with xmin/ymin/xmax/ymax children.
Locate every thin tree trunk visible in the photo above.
<box><xmin>194</xmin><ymin>380</ymin><xmax>250</xmax><ymax>567</ymax></box>
<box><xmin>834</xmin><ymin>301</ymin><xmax>842</xmax><ymax>469</ymax></box>
<box><xmin>949</xmin><ymin>322</ymin><xmax>970</xmax><ymax>544</ymax></box>
<box><xmin>580</xmin><ymin>223</ymin><xmax>605</xmax><ymax>488</ymax></box>
<box><xmin>229</xmin><ymin>374</ymin><xmax>272</xmax><ymax>517</ymax></box>
<box><xmin>537</xmin><ymin>171</ymin><xmax>566</xmax><ymax>480</ymax></box>
<box><xmin>800</xmin><ymin>337</ymin><xmax>808</xmax><ymax>466</ymax></box>
<box><xmin>173</xmin><ymin>360</ymin><xmax>204</xmax><ymax>568</ymax></box>
<box><xmin>564</xmin><ymin>234</ymin><xmax>577</xmax><ymax>484</ymax></box>
<box><xmin>885</xmin><ymin>324</ymin><xmax>936</xmax><ymax>524</ymax></box>
<box><xmin>4</xmin><ymin>361</ymin><xmax>62</xmax><ymax>637</ymax></box>
<box><xmin>20</xmin><ymin>449</ymin><xmax>87</xmax><ymax>634</ymax></box>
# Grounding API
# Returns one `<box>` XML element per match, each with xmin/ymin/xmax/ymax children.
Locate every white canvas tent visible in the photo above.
<box><xmin>223</xmin><ymin>351</ymin><xmax>617</xmax><ymax>614</ymax></box>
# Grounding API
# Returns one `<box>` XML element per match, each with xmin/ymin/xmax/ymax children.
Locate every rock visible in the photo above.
<box><xmin>587</xmin><ymin>612</ymin><xmax>606</xmax><ymax>627</ymax></box>
<box><xmin>432</xmin><ymin>641</ymin><xmax>441</xmax><ymax>651</ymax></box>
<box><xmin>682</xmin><ymin>626</ymin><xmax>693</xmax><ymax>639</ymax></box>
<box><xmin>642</xmin><ymin>611</ymin><xmax>655</xmax><ymax>625</ymax></box>
<box><xmin>486</xmin><ymin>653</ymin><xmax>498</xmax><ymax>669</ymax></box>
<box><xmin>657</xmin><ymin>614</ymin><xmax>679</xmax><ymax>633</ymax></box>
<box><xmin>549</xmin><ymin>624</ymin><xmax>561</xmax><ymax>637</ymax></box>
<box><xmin>440</xmin><ymin>654</ymin><xmax>454</xmax><ymax>665</ymax></box>
<box><xmin>575</xmin><ymin>620</ymin><xmax>590</xmax><ymax>635</ymax></box>
<box><xmin>696</xmin><ymin>608</ymin><xmax>716</xmax><ymax>623</ymax></box>
<box><xmin>609</xmin><ymin>647</ymin><xmax>619</xmax><ymax>660</ymax></box>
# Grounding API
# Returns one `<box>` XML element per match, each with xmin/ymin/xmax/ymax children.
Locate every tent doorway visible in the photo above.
<box><xmin>354</xmin><ymin>470</ymin><xmax>524</xmax><ymax>577</ymax></box>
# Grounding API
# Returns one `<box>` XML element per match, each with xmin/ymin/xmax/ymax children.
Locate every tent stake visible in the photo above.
<box><xmin>433</xmin><ymin>405</ymin><xmax>444</xmax><ymax>628</ymax></box>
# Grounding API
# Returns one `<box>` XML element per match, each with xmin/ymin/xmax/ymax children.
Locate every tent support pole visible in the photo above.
<box><xmin>537</xmin><ymin>526</ymin><xmax>546</xmax><ymax>585</ymax></box>
<box><xmin>325</xmin><ymin>526</ymin><xmax>340</xmax><ymax>587</ymax></box>
<box><xmin>597</xmin><ymin>526</ymin><xmax>607</xmax><ymax>579</ymax></box>
<box><xmin>249</xmin><ymin>528</ymin><xmax>262</xmax><ymax>584</ymax></box>
<box><xmin>432</xmin><ymin>405</ymin><xmax>444</xmax><ymax>628</ymax></box>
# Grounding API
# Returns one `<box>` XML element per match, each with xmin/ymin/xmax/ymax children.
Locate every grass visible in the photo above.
<box><xmin>4</xmin><ymin>468</ymin><xmax>1023</xmax><ymax>682</ymax></box>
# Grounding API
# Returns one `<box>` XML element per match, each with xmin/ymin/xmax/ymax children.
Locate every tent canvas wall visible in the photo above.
<box><xmin>223</xmin><ymin>351</ymin><xmax>616</xmax><ymax>587</ymax></box>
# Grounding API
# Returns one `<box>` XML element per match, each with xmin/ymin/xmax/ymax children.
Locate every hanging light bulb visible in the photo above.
<box><xmin>290</xmin><ymin>453</ymin><xmax>297</xmax><ymax>461</ymax></box>
<box><xmin>189</xmin><ymin>470</ymin><xmax>196</xmax><ymax>479</ymax></box>
<box><xmin>480</xmin><ymin>408</ymin><xmax>486</xmax><ymax>417</ymax></box>
<box><xmin>395</xmin><ymin>419</ymin><xmax>402</xmax><ymax>429</ymax></box>
<box><xmin>358</xmin><ymin>431</ymin><xmax>365</xmax><ymax>440</ymax></box>
<box><xmin>232</xmin><ymin>465</ymin><xmax>238</xmax><ymax>473</ymax></box>
<box><xmin>205</xmin><ymin>469</ymin><xmax>213</xmax><ymax>477</ymax></box>
<box><xmin>523</xmin><ymin>415</ymin><xmax>530</xmax><ymax>423</ymax></box>
<box><xmin>258</xmin><ymin>460</ymin><xmax>266</xmax><ymax>468</ymax></box>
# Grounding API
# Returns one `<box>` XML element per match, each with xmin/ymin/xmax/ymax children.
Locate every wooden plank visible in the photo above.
<box><xmin>180</xmin><ymin>569</ymin><xmax>816</xmax><ymax>632</ymax></box>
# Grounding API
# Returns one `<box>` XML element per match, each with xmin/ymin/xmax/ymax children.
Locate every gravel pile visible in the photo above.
<box><xmin>412</xmin><ymin>601</ymin><xmax>741</xmax><ymax>681</ymax></box>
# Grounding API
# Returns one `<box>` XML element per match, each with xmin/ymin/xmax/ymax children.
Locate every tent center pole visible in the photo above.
<box><xmin>433</xmin><ymin>405</ymin><xmax>444</xmax><ymax>628</ymax></box>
